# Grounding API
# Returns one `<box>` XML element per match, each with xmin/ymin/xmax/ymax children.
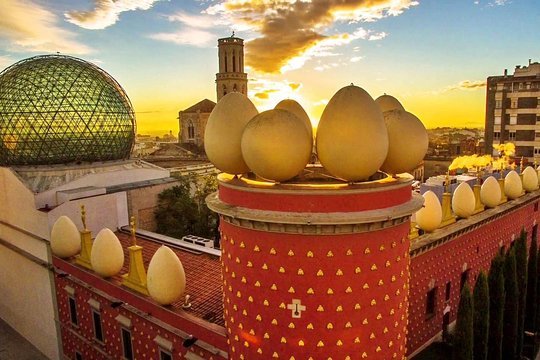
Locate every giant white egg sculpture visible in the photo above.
<box><xmin>50</xmin><ymin>216</ymin><xmax>81</xmax><ymax>258</ymax></box>
<box><xmin>375</xmin><ymin>94</ymin><xmax>405</xmax><ymax>112</ymax></box>
<box><xmin>241</xmin><ymin>109</ymin><xmax>312</xmax><ymax>182</ymax></box>
<box><xmin>90</xmin><ymin>228</ymin><xmax>124</xmax><ymax>277</ymax></box>
<box><xmin>204</xmin><ymin>93</ymin><xmax>258</xmax><ymax>174</ymax></box>
<box><xmin>416</xmin><ymin>191</ymin><xmax>442</xmax><ymax>232</ymax></box>
<box><xmin>316</xmin><ymin>85</ymin><xmax>388</xmax><ymax>181</ymax></box>
<box><xmin>147</xmin><ymin>246</ymin><xmax>186</xmax><ymax>305</ymax></box>
<box><xmin>452</xmin><ymin>182</ymin><xmax>475</xmax><ymax>218</ymax></box>
<box><xmin>480</xmin><ymin>176</ymin><xmax>501</xmax><ymax>208</ymax></box>
<box><xmin>380</xmin><ymin>110</ymin><xmax>428</xmax><ymax>175</ymax></box>
<box><xmin>504</xmin><ymin>170</ymin><xmax>523</xmax><ymax>199</ymax></box>
<box><xmin>522</xmin><ymin>166</ymin><xmax>538</xmax><ymax>192</ymax></box>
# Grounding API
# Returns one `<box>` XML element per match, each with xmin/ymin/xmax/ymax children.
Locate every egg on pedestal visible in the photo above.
<box><xmin>522</xmin><ymin>166</ymin><xmax>538</xmax><ymax>192</ymax></box>
<box><xmin>316</xmin><ymin>85</ymin><xmax>388</xmax><ymax>181</ymax></box>
<box><xmin>504</xmin><ymin>170</ymin><xmax>523</xmax><ymax>199</ymax></box>
<box><xmin>204</xmin><ymin>93</ymin><xmax>258</xmax><ymax>175</ymax></box>
<box><xmin>416</xmin><ymin>191</ymin><xmax>442</xmax><ymax>232</ymax></box>
<box><xmin>147</xmin><ymin>246</ymin><xmax>186</xmax><ymax>305</ymax></box>
<box><xmin>275</xmin><ymin>99</ymin><xmax>313</xmax><ymax>144</ymax></box>
<box><xmin>241</xmin><ymin>109</ymin><xmax>312</xmax><ymax>182</ymax></box>
<box><xmin>380</xmin><ymin>110</ymin><xmax>428</xmax><ymax>175</ymax></box>
<box><xmin>451</xmin><ymin>182</ymin><xmax>475</xmax><ymax>218</ymax></box>
<box><xmin>90</xmin><ymin>228</ymin><xmax>124</xmax><ymax>278</ymax></box>
<box><xmin>50</xmin><ymin>216</ymin><xmax>81</xmax><ymax>258</ymax></box>
<box><xmin>480</xmin><ymin>176</ymin><xmax>501</xmax><ymax>208</ymax></box>
<box><xmin>375</xmin><ymin>94</ymin><xmax>405</xmax><ymax>112</ymax></box>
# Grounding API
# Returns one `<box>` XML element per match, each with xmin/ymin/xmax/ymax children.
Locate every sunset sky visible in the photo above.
<box><xmin>0</xmin><ymin>0</ymin><xmax>539</xmax><ymax>136</ymax></box>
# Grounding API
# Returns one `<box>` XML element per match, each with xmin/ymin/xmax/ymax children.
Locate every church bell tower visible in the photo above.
<box><xmin>216</xmin><ymin>33</ymin><xmax>248</xmax><ymax>101</ymax></box>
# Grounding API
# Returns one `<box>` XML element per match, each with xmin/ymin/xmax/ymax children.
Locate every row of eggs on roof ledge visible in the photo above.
<box><xmin>204</xmin><ymin>84</ymin><xmax>428</xmax><ymax>182</ymax></box>
<box><xmin>414</xmin><ymin>166</ymin><xmax>540</xmax><ymax>233</ymax></box>
<box><xmin>50</xmin><ymin>215</ymin><xmax>186</xmax><ymax>306</ymax></box>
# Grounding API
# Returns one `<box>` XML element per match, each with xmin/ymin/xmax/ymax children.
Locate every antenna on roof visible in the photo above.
<box><xmin>231</xmin><ymin>30</ymin><xmax>235</xmax><ymax>37</ymax></box>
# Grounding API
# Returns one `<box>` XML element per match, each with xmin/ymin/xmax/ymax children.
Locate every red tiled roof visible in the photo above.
<box><xmin>181</xmin><ymin>99</ymin><xmax>216</xmax><ymax>113</ymax></box>
<box><xmin>114</xmin><ymin>232</ymin><xmax>224</xmax><ymax>326</ymax></box>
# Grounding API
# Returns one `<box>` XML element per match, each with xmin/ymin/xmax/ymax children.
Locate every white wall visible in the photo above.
<box><xmin>0</xmin><ymin>167</ymin><xmax>59</xmax><ymax>359</ymax></box>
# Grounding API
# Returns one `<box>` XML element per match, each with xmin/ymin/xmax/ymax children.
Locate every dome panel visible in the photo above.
<box><xmin>0</xmin><ymin>55</ymin><xmax>135</xmax><ymax>165</ymax></box>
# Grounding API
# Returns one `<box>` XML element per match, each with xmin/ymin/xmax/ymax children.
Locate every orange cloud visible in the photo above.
<box><xmin>207</xmin><ymin>0</ymin><xmax>417</xmax><ymax>73</ymax></box>
<box><xmin>445</xmin><ymin>80</ymin><xmax>486</xmax><ymax>91</ymax></box>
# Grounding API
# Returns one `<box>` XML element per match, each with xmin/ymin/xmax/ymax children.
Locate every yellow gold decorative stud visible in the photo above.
<box><xmin>336</xmin><ymin>305</ymin><xmax>343</xmax><ymax>312</ymax></box>
<box><xmin>317</xmin><ymin>269</ymin><xmax>324</xmax><ymax>276</ymax></box>
<box><xmin>385</xmin><ymin>294</ymin><xmax>390</xmax><ymax>301</ymax></box>
<box><xmin>377</xmin><ymin>313</ymin><xmax>382</xmax><ymax>320</ymax></box>
<box><xmin>270</xmin><ymin>284</ymin><xmax>277</xmax><ymax>290</ymax></box>
<box><xmin>364</xmin><ymin>247</ymin><xmax>371</xmax><ymax>254</ymax></box>
<box><xmin>371</xmin><ymin>299</ymin><xmax>377</xmax><ymax>306</ymax></box>
<box><xmin>288</xmin><ymin>250</ymin><xmax>294</xmax><ymax>256</ymax></box>
<box><xmin>230</xmin><ymin>238</ymin><xmax>235</xmax><ymax>245</ymax></box>
<box><xmin>362</xmin><ymin>352</ymin><xmax>367</xmax><ymax>358</ymax></box>
<box><xmin>386</xmin><ymin>260</ymin><xmax>391</xmax><ymax>268</ymax></box>
<box><xmin>297</xmin><ymin>268</ymin><xmax>304</xmax><ymax>275</ymax></box>
<box><xmin>298</xmin><ymin>340</ymin><xmax>304</xmax><ymax>346</ymax></box>
<box><xmin>345</xmin><ymin>321</ymin><xmax>352</xmax><ymax>328</ymax></box>
<box><xmin>345</xmin><ymin>286</ymin><xmax>353</xmax><ymax>293</ymax></box>
<box><xmin>371</xmin><ymin>264</ymin><xmax>378</xmax><ymax>271</ymax></box>
<box><xmin>279</xmin><ymin>302</ymin><xmax>286</xmax><ymax>309</ymax></box>
<box><xmin>255</xmin><ymin>281</ymin><xmax>261</xmax><ymax>287</ymax></box>
<box><xmin>376</xmin><ymin>346</ymin><xmax>382</xmax><ymax>352</ymax></box>
<box><xmin>355</xmin><ymin>267</ymin><xmax>361</xmax><ymax>274</ymax></box>
<box><xmin>272</xmin><ymin>352</ymin><xmax>279</xmax><ymax>358</ymax></box>
<box><xmin>257</xmin><ymin>348</ymin><xmax>263</xmax><ymax>354</ymax></box>
<box><xmin>271</xmin><ymin>319</ymin><xmax>278</xmax><ymax>325</ymax></box>
<box><xmin>362</xmin><ymin>318</ymin><xmax>369</xmax><ymax>325</ymax></box>
<box><xmin>327</xmin><ymin>323</ymin><xmax>333</xmax><ymax>330</ymax></box>
<box><xmin>279</xmin><ymin>267</ymin><xmax>285</xmax><ymax>273</ymax></box>
<box><xmin>254</xmin><ymin>245</ymin><xmax>260</xmax><ymax>252</ymax></box>
<box><xmin>390</xmin><ymin>308</ymin><xmax>395</xmax><ymax>315</ymax></box>
<box><xmin>288</xmin><ymin>286</ymin><xmax>295</xmax><ymax>294</ymax></box>
<box><xmin>242</xmin><ymin>309</ymin><xmax>247</xmax><ymax>316</ymax></box>
<box><xmin>307</xmin><ymin>251</ymin><xmax>314</xmax><ymax>258</ymax></box>
<box><xmin>370</xmin><ymin>333</ymin><xmax>376</xmax><ymax>339</ymax></box>
<box><xmin>231</xmin><ymin>271</ymin><xmax>236</xmax><ymax>278</ymax></box>
<box><xmin>240</xmin><ymin>241</ymin><xmax>245</xmax><ymax>248</ymax></box>
<box><xmin>317</xmin><ymin>340</ymin><xmax>324</xmax><ymax>347</ymax></box>
<box><xmin>288</xmin><ymin>322</ymin><xmax>295</xmax><ymax>329</ymax></box>
<box><xmin>336</xmin><ymin>269</ymin><xmax>343</xmax><ymax>276</ymax></box>
<box><xmin>262</xmin><ymin>263</ymin><xmax>268</xmax><ymax>270</ymax></box>
<box><xmin>270</xmin><ymin>248</ymin><xmax>276</xmax><ymax>255</ymax></box>
<box><xmin>383</xmin><ymin>327</ymin><xmax>389</xmax><ymax>334</ymax></box>
<box><xmin>249</xmin><ymin>329</ymin><xmax>255</xmax><ymax>335</ymax></box>
<box><xmin>355</xmin><ymin>337</ymin><xmax>361</xmax><ymax>344</ymax></box>
<box><xmin>346</xmin><ymin>249</ymin><xmax>353</xmax><ymax>256</ymax></box>
<box><xmin>389</xmin><ymin>340</ymin><xmax>393</xmax><ymax>347</ymax></box>
<box><xmin>379</xmin><ymin>245</ymin><xmax>385</xmax><ymax>251</ymax></box>
<box><xmin>354</xmin><ymin>303</ymin><xmax>361</xmax><ymax>310</ymax></box>
<box><xmin>263</xmin><ymin>299</ymin><xmax>269</xmax><ymax>306</ymax></box>
<box><xmin>241</xmin><ymin>276</ymin><xmax>247</xmax><ymax>284</ymax></box>
<box><xmin>327</xmin><ymin>288</ymin><xmax>334</xmax><ymax>295</ymax></box>
<box><xmin>236</xmin><ymin>291</ymin><xmax>242</xmax><ymax>298</ymax></box>
<box><xmin>280</xmin><ymin>337</ymin><xmax>287</xmax><ymax>344</ymax></box>
<box><xmin>263</xmin><ymin>332</ymin><xmax>270</xmax><ymax>339</ymax></box>
<box><xmin>327</xmin><ymin>250</ymin><xmax>334</xmax><ymax>257</ymax></box>
<box><xmin>336</xmin><ymin>340</ymin><xmax>343</xmax><ymax>346</ymax></box>
<box><xmin>363</xmin><ymin>283</ymin><xmax>370</xmax><ymax>289</ymax></box>
<box><xmin>247</xmin><ymin>261</ymin><xmax>253</xmax><ymax>268</ymax></box>
<box><xmin>248</xmin><ymin>296</ymin><xmax>253</xmax><ymax>302</ymax></box>
<box><xmin>317</xmin><ymin>305</ymin><xmax>324</xmax><ymax>312</ymax></box>
<box><xmin>256</xmin><ymin>314</ymin><xmax>262</xmax><ymax>321</ymax></box>
<box><xmin>378</xmin><ymin>279</ymin><xmax>384</xmax><ymax>286</ymax></box>
<box><xmin>307</xmin><ymin>288</ymin><xmax>315</xmax><ymax>294</ymax></box>
<box><xmin>392</xmin><ymin>241</ymin><xmax>397</xmax><ymax>248</ymax></box>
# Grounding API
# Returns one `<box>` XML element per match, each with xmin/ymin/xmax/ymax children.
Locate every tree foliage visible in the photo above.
<box><xmin>525</xmin><ymin>231</ymin><xmax>537</xmax><ymax>332</ymax></box>
<box><xmin>453</xmin><ymin>284</ymin><xmax>473</xmax><ymax>360</ymax></box>
<box><xmin>488</xmin><ymin>253</ymin><xmax>505</xmax><ymax>360</ymax></box>
<box><xmin>502</xmin><ymin>248</ymin><xmax>518</xmax><ymax>360</ymax></box>
<box><xmin>154</xmin><ymin>174</ymin><xmax>218</xmax><ymax>240</ymax></box>
<box><xmin>473</xmin><ymin>271</ymin><xmax>489</xmax><ymax>360</ymax></box>
<box><xmin>515</xmin><ymin>229</ymin><xmax>528</xmax><ymax>357</ymax></box>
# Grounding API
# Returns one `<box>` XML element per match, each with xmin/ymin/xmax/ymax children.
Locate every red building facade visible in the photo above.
<box><xmin>52</xmin><ymin>175</ymin><xmax>540</xmax><ymax>359</ymax></box>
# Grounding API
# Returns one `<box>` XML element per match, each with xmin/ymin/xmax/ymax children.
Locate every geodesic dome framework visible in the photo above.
<box><xmin>0</xmin><ymin>54</ymin><xmax>136</xmax><ymax>166</ymax></box>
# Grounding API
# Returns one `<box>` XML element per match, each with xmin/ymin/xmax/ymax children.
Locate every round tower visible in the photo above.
<box><xmin>216</xmin><ymin>34</ymin><xmax>248</xmax><ymax>101</ymax></box>
<box><xmin>208</xmin><ymin>172</ymin><xmax>422</xmax><ymax>359</ymax></box>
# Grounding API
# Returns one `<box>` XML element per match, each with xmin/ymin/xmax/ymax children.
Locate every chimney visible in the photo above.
<box><xmin>504</xmin><ymin>69</ymin><xmax>508</xmax><ymax>77</ymax></box>
<box><xmin>529</xmin><ymin>59</ymin><xmax>532</xmax><ymax>65</ymax></box>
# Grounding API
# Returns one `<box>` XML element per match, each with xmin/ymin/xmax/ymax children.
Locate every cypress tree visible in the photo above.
<box><xmin>502</xmin><ymin>248</ymin><xmax>518</xmax><ymax>360</ymax></box>
<box><xmin>453</xmin><ymin>284</ymin><xmax>474</xmax><ymax>360</ymax></box>
<box><xmin>525</xmin><ymin>233</ymin><xmax>537</xmax><ymax>332</ymax></box>
<box><xmin>515</xmin><ymin>229</ymin><xmax>528</xmax><ymax>357</ymax></box>
<box><xmin>488</xmin><ymin>253</ymin><xmax>505</xmax><ymax>360</ymax></box>
<box><xmin>473</xmin><ymin>271</ymin><xmax>489</xmax><ymax>360</ymax></box>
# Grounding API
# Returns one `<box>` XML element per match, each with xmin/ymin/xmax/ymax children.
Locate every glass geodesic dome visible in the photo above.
<box><xmin>0</xmin><ymin>54</ymin><xmax>136</xmax><ymax>166</ymax></box>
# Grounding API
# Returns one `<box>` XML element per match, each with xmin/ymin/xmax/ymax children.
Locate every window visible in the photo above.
<box><xmin>232</xmin><ymin>54</ymin><xmax>236</xmax><ymax>72</ymax></box>
<box><xmin>494</xmin><ymin>131</ymin><xmax>501</xmax><ymax>140</ymax></box>
<box><xmin>495</xmin><ymin>100</ymin><xmax>502</xmax><ymax>109</ymax></box>
<box><xmin>75</xmin><ymin>352</ymin><xmax>83</xmax><ymax>360</ymax></box>
<box><xmin>535</xmin><ymin>132</ymin><xmax>540</xmax><ymax>139</ymax></box>
<box><xmin>534</xmin><ymin>148</ymin><xmax>540</xmax><ymax>155</ymax></box>
<box><xmin>121</xmin><ymin>328</ymin><xmax>133</xmax><ymax>360</ymax></box>
<box><xmin>426</xmin><ymin>287</ymin><xmax>437</xmax><ymax>318</ymax></box>
<box><xmin>445</xmin><ymin>282</ymin><xmax>451</xmax><ymax>301</ymax></box>
<box><xmin>159</xmin><ymin>350</ymin><xmax>173</xmax><ymax>360</ymax></box>
<box><xmin>68</xmin><ymin>296</ymin><xmax>78</xmax><ymax>326</ymax></box>
<box><xmin>187</xmin><ymin>122</ymin><xmax>195</xmax><ymax>139</ymax></box>
<box><xmin>512</xmin><ymin>99</ymin><xmax>518</xmax><ymax>108</ymax></box>
<box><xmin>494</xmin><ymin>116</ymin><xmax>501</xmax><ymax>125</ymax></box>
<box><xmin>509</xmin><ymin>131</ymin><xmax>516</xmax><ymax>141</ymax></box>
<box><xmin>460</xmin><ymin>270</ymin><xmax>470</xmax><ymax>291</ymax></box>
<box><xmin>92</xmin><ymin>310</ymin><xmax>104</xmax><ymax>343</ymax></box>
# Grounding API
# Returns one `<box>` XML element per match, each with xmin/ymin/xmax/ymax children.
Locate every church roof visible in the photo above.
<box><xmin>181</xmin><ymin>99</ymin><xmax>216</xmax><ymax>113</ymax></box>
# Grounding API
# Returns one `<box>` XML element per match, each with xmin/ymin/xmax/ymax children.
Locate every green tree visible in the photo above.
<box><xmin>453</xmin><ymin>284</ymin><xmax>473</xmax><ymax>360</ymax></box>
<box><xmin>515</xmin><ymin>229</ymin><xmax>528</xmax><ymax>357</ymax></box>
<box><xmin>525</xmin><ymin>231</ymin><xmax>537</xmax><ymax>332</ymax></box>
<box><xmin>488</xmin><ymin>253</ymin><xmax>505</xmax><ymax>360</ymax></box>
<box><xmin>154</xmin><ymin>174</ymin><xmax>218</xmax><ymax>240</ymax></box>
<box><xmin>473</xmin><ymin>271</ymin><xmax>489</xmax><ymax>360</ymax></box>
<box><xmin>503</xmin><ymin>248</ymin><xmax>518</xmax><ymax>360</ymax></box>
